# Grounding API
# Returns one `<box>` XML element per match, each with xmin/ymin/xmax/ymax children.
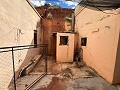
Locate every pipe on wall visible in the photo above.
<box><xmin>71</xmin><ymin>13</ymin><xmax>75</xmax><ymax>32</ymax></box>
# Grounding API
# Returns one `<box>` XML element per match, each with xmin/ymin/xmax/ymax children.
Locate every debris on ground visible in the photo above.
<box><xmin>61</xmin><ymin>68</ymin><xmax>73</xmax><ymax>78</ymax></box>
<box><xmin>9</xmin><ymin>57</ymin><xmax>119</xmax><ymax>90</ymax></box>
<box><xmin>75</xmin><ymin>61</ymin><xmax>85</xmax><ymax>68</ymax></box>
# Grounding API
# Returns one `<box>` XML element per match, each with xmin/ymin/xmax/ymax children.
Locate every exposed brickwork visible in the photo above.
<box><xmin>36</xmin><ymin>6</ymin><xmax>74</xmax><ymax>55</ymax></box>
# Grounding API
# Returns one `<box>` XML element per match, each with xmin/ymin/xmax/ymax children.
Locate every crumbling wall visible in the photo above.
<box><xmin>36</xmin><ymin>7</ymin><xmax>74</xmax><ymax>55</ymax></box>
<box><xmin>75</xmin><ymin>4</ymin><xmax>120</xmax><ymax>84</ymax></box>
<box><xmin>0</xmin><ymin>0</ymin><xmax>41</xmax><ymax>89</ymax></box>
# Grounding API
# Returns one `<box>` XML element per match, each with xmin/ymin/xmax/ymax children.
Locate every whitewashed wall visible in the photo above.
<box><xmin>0</xmin><ymin>0</ymin><xmax>41</xmax><ymax>89</ymax></box>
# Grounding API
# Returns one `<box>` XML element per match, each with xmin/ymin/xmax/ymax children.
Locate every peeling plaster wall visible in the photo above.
<box><xmin>36</xmin><ymin>7</ymin><xmax>74</xmax><ymax>55</ymax></box>
<box><xmin>75</xmin><ymin>5</ymin><xmax>120</xmax><ymax>84</ymax></box>
<box><xmin>0</xmin><ymin>0</ymin><xmax>41</xmax><ymax>89</ymax></box>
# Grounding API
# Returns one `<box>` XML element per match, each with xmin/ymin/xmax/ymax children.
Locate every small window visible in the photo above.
<box><xmin>34</xmin><ymin>30</ymin><xmax>37</xmax><ymax>47</ymax></box>
<box><xmin>60</xmin><ymin>36</ymin><xmax>68</xmax><ymax>45</ymax></box>
<box><xmin>81</xmin><ymin>37</ymin><xmax>87</xmax><ymax>46</ymax></box>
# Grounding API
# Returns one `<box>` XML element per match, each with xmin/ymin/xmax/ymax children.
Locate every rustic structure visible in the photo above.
<box><xmin>36</xmin><ymin>5</ymin><xmax>74</xmax><ymax>56</ymax></box>
<box><xmin>75</xmin><ymin>1</ymin><xmax>120</xmax><ymax>84</ymax></box>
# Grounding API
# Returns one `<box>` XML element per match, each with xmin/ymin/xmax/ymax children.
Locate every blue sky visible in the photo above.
<box><xmin>30</xmin><ymin>0</ymin><xmax>79</xmax><ymax>9</ymax></box>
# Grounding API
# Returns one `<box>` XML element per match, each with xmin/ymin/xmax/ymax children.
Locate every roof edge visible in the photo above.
<box><xmin>26</xmin><ymin>0</ymin><xmax>42</xmax><ymax>18</ymax></box>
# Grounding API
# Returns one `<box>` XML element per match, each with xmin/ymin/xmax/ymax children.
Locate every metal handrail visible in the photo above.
<box><xmin>0</xmin><ymin>44</ymin><xmax>48</xmax><ymax>90</ymax></box>
<box><xmin>0</xmin><ymin>44</ymin><xmax>47</xmax><ymax>53</ymax></box>
<box><xmin>0</xmin><ymin>44</ymin><xmax>47</xmax><ymax>49</ymax></box>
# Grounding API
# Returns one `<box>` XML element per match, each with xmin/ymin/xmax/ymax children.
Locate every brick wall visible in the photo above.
<box><xmin>36</xmin><ymin>6</ymin><xmax>74</xmax><ymax>55</ymax></box>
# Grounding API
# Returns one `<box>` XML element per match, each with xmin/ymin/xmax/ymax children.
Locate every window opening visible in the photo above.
<box><xmin>81</xmin><ymin>37</ymin><xmax>87</xmax><ymax>46</ymax></box>
<box><xmin>60</xmin><ymin>36</ymin><xmax>68</xmax><ymax>45</ymax></box>
<box><xmin>34</xmin><ymin>30</ymin><xmax>37</xmax><ymax>47</ymax></box>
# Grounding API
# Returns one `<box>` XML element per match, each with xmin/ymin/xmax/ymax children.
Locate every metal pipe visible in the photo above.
<box><xmin>25</xmin><ymin>45</ymin><xmax>48</xmax><ymax>90</ymax></box>
<box><xmin>12</xmin><ymin>48</ymin><xmax>16</xmax><ymax>90</ymax></box>
<box><xmin>0</xmin><ymin>44</ymin><xmax>47</xmax><ymax>50</ymax></box>
<box><xmin>71</xmin><ymin>13</ymin><xmax>75</xmax><ymax>32</ymax></box>
<box><xmin>25</xmin><ymin>74</ymin><xmax>46</xmax><ymax>90</ymax></box>
<box><xmin>45</xmin><ymin>46</ymin><xmax>48</xmax><ymax>74</ymax></box>
<box><xmin>0</xmin><ymin>44</ymin><xmax>48</xmax><ymax>53</ymax></box>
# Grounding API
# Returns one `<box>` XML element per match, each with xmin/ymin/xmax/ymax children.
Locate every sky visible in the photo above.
<box><xmin>30</xmin><ymin>0</ymin><xmax>80</xmax><ymax>9</ymax></box>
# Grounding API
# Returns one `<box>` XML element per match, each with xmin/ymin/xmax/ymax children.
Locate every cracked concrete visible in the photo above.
<box><xmin>9</xmin><ymin>57</ymin><xmax>120</xmax><ymax>90</ymax></box>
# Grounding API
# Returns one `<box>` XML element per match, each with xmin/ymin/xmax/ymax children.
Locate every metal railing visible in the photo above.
<box><xmin>0</xmin><ymin>44</ymin><xmax>48</xmax><ymax>90</ymax></box>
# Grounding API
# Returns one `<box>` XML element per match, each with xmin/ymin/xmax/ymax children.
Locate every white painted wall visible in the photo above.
<box><xmin>0</xmin><ymin>0</ymin><xmax>41</xmax><ymax>89</ymax></box>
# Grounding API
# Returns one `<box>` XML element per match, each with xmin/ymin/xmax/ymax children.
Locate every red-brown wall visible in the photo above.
<box><xmin>36</xmin><ymin>6</ymin><xmax>74</xmax><ymax>55</ymax></box>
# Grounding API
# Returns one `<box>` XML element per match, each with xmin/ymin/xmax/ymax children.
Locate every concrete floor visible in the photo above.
<box><xmin>9</xmin><ymin>57</ymin><xmax>120</xmax><ymax>90</ymax></box>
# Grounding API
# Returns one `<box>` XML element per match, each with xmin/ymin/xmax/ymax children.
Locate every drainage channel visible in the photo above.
<box><xmin>25</xmin><ymin>74</ymin><xmax>46</xmax><ymax>90</ymax></box>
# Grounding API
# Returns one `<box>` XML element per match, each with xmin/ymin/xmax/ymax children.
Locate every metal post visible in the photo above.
<box><xmin>71</xmin><ymin>13</ymin><xmax>75</xmax><ymax>32</ymax></box>
<box><xmin>45</xmin><ymin>46</ymin><xmax>48</xmax><ymax>74</ymax></box>
<box><xmin>12</xmin><ymin>48</ymin><xmax>16</xmax><ymax>90</ymax></box>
